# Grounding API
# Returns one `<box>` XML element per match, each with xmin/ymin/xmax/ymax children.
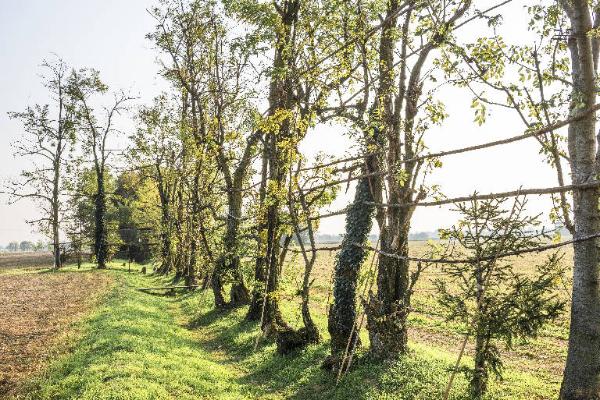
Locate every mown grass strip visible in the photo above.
<box><xmin>23</xmin><ymin>268</ymin><xmax>247</xmax><ymax>400</ymax></box>
<box><xmin>22</xmin><ymin>265</ymin><xmax>558</xmax><ymax>399</ymax></box>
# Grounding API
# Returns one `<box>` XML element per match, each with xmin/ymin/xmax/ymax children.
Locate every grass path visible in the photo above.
<box><xmin>20</xmin><ymin>266</ymin><xmax>558</xmax><ymax>399</ymax></box>
<box><xmin>22</xmin><ymin>269</ymin><xmax>248</xmax><ymax>400</ymax></box>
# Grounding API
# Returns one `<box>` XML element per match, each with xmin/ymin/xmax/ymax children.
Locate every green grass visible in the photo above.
<box><xmin>18</xmin><ymin>262</ymin><xmax>558</xmax><ymax>399</ymax></box>
<box><xmin>178</xmin><ymin>281</ymin><xmax>556</xmax><ymax>400</ymax></box>
<box><xmin>22</xmin><ymin>266</ymin><xmax>245</xmax><ymax>400</ymax></box>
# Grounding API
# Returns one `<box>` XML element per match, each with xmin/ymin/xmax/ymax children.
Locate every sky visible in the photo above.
<box><xmin>0</xmin><ymin>1</ymin><xmax>564</xmax><ymax>244</ymax></box>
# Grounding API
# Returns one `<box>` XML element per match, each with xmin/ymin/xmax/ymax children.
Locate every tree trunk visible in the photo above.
<box><xmin>249</xmin><ymin>0</ymin><xmax>299</xmax><ymax>332</ymax></box>
<box><xmin>276</xmin><ymin>299</ymin><xmax>320</xmax><ymax>355</ymax></box>
<box><xmin>470</xmin><ymin>330</ymin><xmax>488</xmax><ymax>400</ymax></box>
<box><xmin>158</xmin><ymin>230</ymin><xmax>172</xmax><ymax>275</ymax></box>
<box><xmin>94</xmin><ymin>172</ymin><xmax>108</xmax><ymax>269</ymax></box>
<box><xmin>260</xmin><ymin>131</ymin><xmax>289</xmax><ymax>333</ymax></box>
<box><xmin>365</xmin><ymin>219</ymin><xmax>410</xmax><ymax>359</ymax></box>
<box><xmin>215</xmin><ymin>190</ymin><xmax>250</xmax><ymax>308</ymax></box>
<box><xmin>245</xmin><ymin>258</ymin><xmax>266</xmax><ymax>320</ymax></box>
<box><xmin>560</xmin><ymin>1</ymin><xmax>600</xmax><ymax>398</ymax></box>
<box><xmin>52</xmin><ymin>153</ymin><xmax>61</xmax><ymax>270</ymax></box>
<box><xmin>52</xmin><ymin>208</ymin><xmax>61</xmax><ymax>270</ymax></box>
<box><xmin>173</xmin><ymin>185</ymin><xmax>185</xmax><ymax>274</ymax></box>
<box><xmin>247</xmin><ymin>140</ymin><xmax>269</xmax><ymax>321</ymax></box>
<box><xmin>157</xmin><ymin>186</ymin><xmax>173</xmax><ymax>275</ymax></box>
<box><xmin>185</xmin><ymin>237</ymin><xmax>198</xmax><ymax>287</ymax></box>
<box><xmin>358</xmin><ymin>0</ymin><xmax>411</xmax><ymax>360</ymax></box>
<box><xmin>326</xmin><ymin>174</ymin><xmax>375</xmax><ymax>365</ymax></box>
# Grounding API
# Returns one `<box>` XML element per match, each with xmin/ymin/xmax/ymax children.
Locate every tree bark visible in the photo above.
<box><xmin>51</xmin><ymin>127</ymin><xmax>62</xmax><ymax>270</ymax></box>
<box><xmin>560</xmin><ymin>1</ymin><xmax>600</xmax><ymax>398</ymax></box>
<box><xmin>261</xmin><ymin>132</ymin><xmax>289</xmax><ymax>332</ymax></box>
<box><xmin>156</xmin><ymin>166</ymin><xmax>174</xmax><ymax>275</ymax></box>
<box><xmin>213</xmin><ymin>187</ymin><xmax>251</xmax><ymax>308</ymax></box>
<box><xmin>186</xmin><ymin>236</ymin><xmax>198</xmax><ymax>287</ymax></box>
<box><xmin>470</xmin><ymin>329</ymin><xmax>488</xmax><ymax>400</ymax></box>
<box><xmin>365</xmin><ymin>217</ymin><xmax>411</xmax><ymax>359</ymax></box>
<box><xmin>52</xmin><ymin>183</ymin><xmax>61</xmax><ymax>270</ymax></box>
<box><xmin>362</xmin><ymin>0</ymin><xmax>412</xmax><ymax>360</ymax></box>
<box><xmin>94</xmin><ymin>171</ymin><xmax>108</xmax><ymax>269</ymax></box>
<box><xmin>247</xmin><ymin>139</ymin><xmax>270</xmax><ymax>321</ymax></box>
<box><xmin>158</xmin><ymin>209</ymin><xmax>173</xmax><ymax>275</ymax></box>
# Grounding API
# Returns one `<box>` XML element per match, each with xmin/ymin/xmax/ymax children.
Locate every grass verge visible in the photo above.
<box><xmin>20</xmin><ymin>265</ymin><xmax>557</xmax><ymax>399</ymax></box>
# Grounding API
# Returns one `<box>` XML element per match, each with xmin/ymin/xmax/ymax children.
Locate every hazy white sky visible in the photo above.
<box><xmin>0</xmin><ymin>1</ymin><xmax>563</xmax><ymax>244</ymax></box>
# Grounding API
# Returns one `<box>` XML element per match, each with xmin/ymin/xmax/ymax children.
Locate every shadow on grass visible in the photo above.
<box><xmin>187</xmin><ymin>306</ymin><xmax>238</xmax><ymax>328</ymax></box>
<box><xmin>179</xmin><ymin>292</ymin><xmax>388</xmax><ymax>400</ymax></box>
<box><xmin>178</xmin><ymin>287</ymin><xmax>480</xmax><ymax>400</ymax></box>
<box><xmin>23</xmin><ymin>268</ymin><xmax>533</xmax><ymax>399</ymax></box>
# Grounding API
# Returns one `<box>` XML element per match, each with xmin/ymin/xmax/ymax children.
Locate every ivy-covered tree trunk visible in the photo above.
<box><xmin>326</xmin><ymin>174</ymin><xmax>375</xmax><ymax>365</ymax></box>
<box><xmin>94</xmin><ymin>171</ymin><xmax>108</xmax><ymax>269</ymax></box>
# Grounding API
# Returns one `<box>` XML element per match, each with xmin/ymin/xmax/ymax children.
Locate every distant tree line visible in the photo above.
<box><xmin>1</xmin><ymin>240</ymin><xmax>48</xmax><ymax>252</ymax></box>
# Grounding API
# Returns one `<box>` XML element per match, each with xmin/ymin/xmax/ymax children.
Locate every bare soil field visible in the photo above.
<box><xmin>0</xmin><ymin>271</ymin><xmax>113</xmax><ymax>398</ymax></box>
<box><xmin>0</xmin><ymin>253</ymin><xmax>54</xmax><ymax>271</ymax></box>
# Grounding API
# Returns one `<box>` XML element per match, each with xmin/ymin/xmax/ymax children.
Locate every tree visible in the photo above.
<box><xmin>114</xmin><ymin>171</ymin><xmax>155</xmax><ymax>264</ymax></box>
<box><xmin>362</xmin><ymin>0</ymin><xmax>472</xmax><ymax>361</ymax></box>
<box><xmin>440</xmin><ymin>11</ymin><xmax>575</xmax><ymax>235</ymax></box>
<box><xmin>6</xmin><ymin>58</ymin><xmax>77</xmax><ymax>269</ymax></box>
<box><xmin>436</xmin><ymin>197</ymin><xmax>564</xmax><ymax>399</ymax></box>
<box><xmin>240</xmin><ymin>0</ymin><xmax>353</xmax><ymax>332</ymax></box>
<box><xmin>276</xmin><ymin>159</ymin><xmax>337</xmax><ymax>354</ymax></box>
<box><xmin>33</xmin><ymin>240</ymin><xmax>46</xmax><ymax>252</ymax></box>
<box><xmin>148</xmin><ymin>0</ymin><xmax>268</xmax><ymax>305</ymax></box>
<box><xmin>322</xmin><ymin>0</ymin><xmax>474</xmax><ymax>362</ymax></box>
<box><xmin>65</xmin><ymin>167</ymin><xmax>121</xmax><ymax>263</ymax></box>
<box><xmin>252</xmin><ymin>0</ymin><xmax>303</xmax><ymax>333</ymax></box>
<box><xmin>131</xmin><ymin>96</ymin><xmax>182</xmax><ymax>274</ymax></box>
<box><xmin>19</xmin><ymin>241</ymin><xmax>34</xmax><ymax>252</ymax></box>
<box><xmin>7</xmin><ymin>242</ymin><xmax>19</xmax><ymax>252</ymax></box>
<box><xmin>68</xmin><ymin>69</ymin><xmax>133</xmax><ymax>269</ymax></box>
<box><xmin>434</xmin><ymin>3</ymin><xmax>600</xmax><ymax>395</ymax></box>
<box><xmin>207</xmin><ymin>21</ymin><xmax>262</xmax><ymax>308</ymax></box>
<box><xmin>556</xmin><ymin>1</ymin><xmax>600</xmax><ymax>397</ymax></box>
